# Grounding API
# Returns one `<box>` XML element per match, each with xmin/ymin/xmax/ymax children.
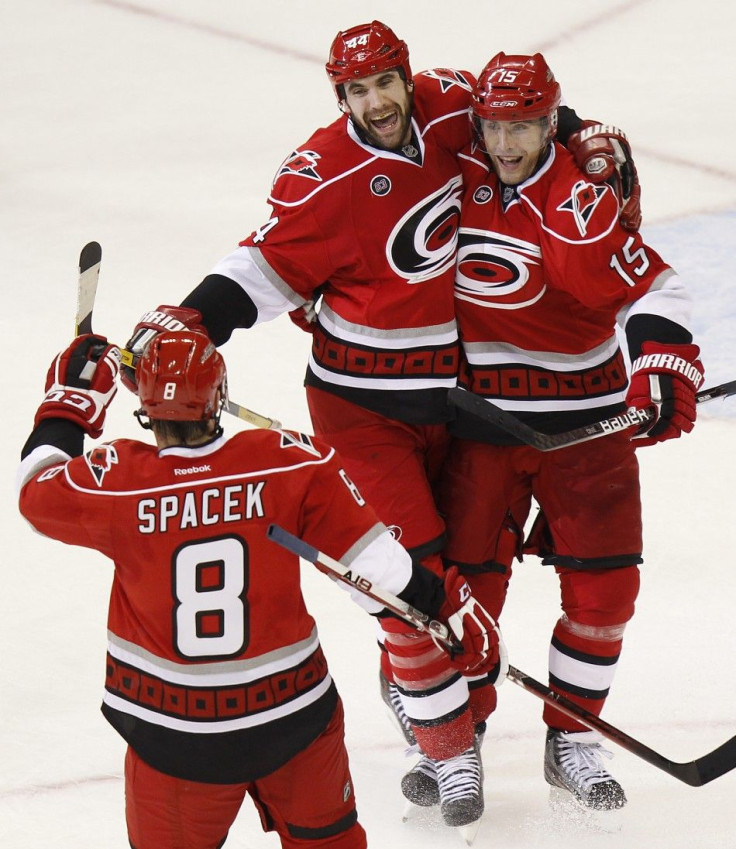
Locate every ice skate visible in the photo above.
<box><xmin>436</xmin><ymin>738</ymin><xmax>484</xmax><ymax>830</ymax></box>
<box><xmin>401</xmin><ymin>721</ymin><xmax>486</xmax><ymax>809</ymax></box>
<box><xmin>379</xmin><ymin>670</ymin><xmax>416</xmax><ymax>745</ymax></box>
<box><xmin>544</xmin><ymin>729</ymin><xmax>626</xmax><ymax>829</ymax></box>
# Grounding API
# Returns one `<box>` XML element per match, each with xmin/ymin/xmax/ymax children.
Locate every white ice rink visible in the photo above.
<box><xmin>3</xmin><ymin>1</ymin><xmax>736</xmax><ymax>846</ymax></box>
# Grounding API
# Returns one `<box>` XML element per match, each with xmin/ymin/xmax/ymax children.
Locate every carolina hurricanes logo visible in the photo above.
<box><xmin>455</xmin><ymin>229</ymin><xmax>545</xmax><ymax>309</ymax></box>
<box><xmin>421</xmin><ymin>69</ymin><xmax>474</xmax><ymax>93</ymax></box>
<box><xmin>279</xmin><ymin>431</ymin><xmax>321</xmax><ymax>457</ymax></box>
<box><xmin>387</xmin><ymin>176</ymin><xmax>462</xmax><ymax>283</ymax></box>
<box><xmin>557</xmin><ymin>181</ymin><xmax>608</xmax><ymax>236</ymax></box>
<box><xmin>276</xmin><ymin>150</ymin><xmax>322</xmax><ymax>182</ymax></box>
<box><xmin>85</xmin><ymin>444</ymin><xmax>118</xmax><ymax>486</ymax></box>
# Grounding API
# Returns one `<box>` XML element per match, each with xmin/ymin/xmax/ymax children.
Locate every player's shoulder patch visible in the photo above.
<box><xmin>416</xmin><ymin>68</ymin><xmax>475</xmax><ymax>96</ymax></box>
<box><xmin>85</xmin><ymin>442</ymin><xmax>119</xmax><ymax>487</ymax></box>
<box><xmin>269</xmin><ymin>121</ymin><xmax>368</xmax><ymax>205</ymax></box>
<box><xmin>278</xmin><ymin>429</ymin><xmax>325</xmax><ymax>458</ymax></box>
<box><xmin>539</xmin><ymin>151</ymin><xmax>620</xmax><ymax>242</ymax></box>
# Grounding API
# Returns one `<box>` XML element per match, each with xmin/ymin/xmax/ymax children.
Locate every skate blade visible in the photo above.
<box><xmin>548</xmin><ymin>786</ymin><xmax>623</xmax><ymax>833</ymax></box>
<box><xmin>457</xmin><ymin>817</ymin><xmax>482</xmax><ymax>845</ymax></box>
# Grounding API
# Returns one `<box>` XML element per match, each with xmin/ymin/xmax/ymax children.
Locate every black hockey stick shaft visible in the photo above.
<box><xmin>507</xmin><ymin>665</ymin><xmax>736</xmax><ymax>787</ymax></box>
<box><xmin>449</xmin><ymin>380</ymin><xmax>736</xmax><ymax>452</ymax></box>
<box><xmin>73</xmin><ymin>242</ymin><xmax>281</xmax><ymax>429</ymax></box>
<box><xmin>267</xmin><ymin>525</ymin><xmax>736</xmax><ymax>787</ymax></box>
<box><xmin>266</xmin><ymin>523</ymin><xmax>462</xmax><ymax>651</ymax></box>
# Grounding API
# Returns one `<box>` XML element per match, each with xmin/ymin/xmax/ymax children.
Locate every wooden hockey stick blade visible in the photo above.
<box><xmin>266</xmin><ymin>524</ymin><xmax>461</xmax><ymax>651</ymax></box>
<box><xmin>449</xmin><ymin>379</ymin><xmax>736</xmax><ymax>452</ymax></box>
<box><xmin>224</xmin><ymin>400</ymin><xmax>281</xmax><ymax>430</ymax></box>
<box><xmin>75</xmin><ymin>241</ymin><xmax>102</xmax><ymax>336</ymax></box>
<box><xmin>507</xmin><ymin>665</ymin><xmax>736</xmax><ymax>786</ymax></box>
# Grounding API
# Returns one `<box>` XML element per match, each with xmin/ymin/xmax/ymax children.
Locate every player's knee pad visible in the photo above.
<box><xmin>559</xmin><ymin>564</ymin><xmax>640</xmax><ymax>629</ymax></box>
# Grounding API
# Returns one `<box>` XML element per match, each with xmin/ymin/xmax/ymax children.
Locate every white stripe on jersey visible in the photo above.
<box><xmin>107</xmin><ymin>627</ymin><xmax>321</xmax><ymax>688</ymax></box>
<box><xmin>318</xmin><ymin>302</ymin><xmax>458</xmax><ymax>348</ymax></box>
<box><xmin>463</xmin><ymin>334</ymin><xmax>620</xmax><ymax>372</ymax></box>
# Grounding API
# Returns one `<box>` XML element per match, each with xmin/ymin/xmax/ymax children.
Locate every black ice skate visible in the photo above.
<box><xmin>544</xmin><ymin>729</ymin><xmax>627</xmax><ymax>811</ymax></box>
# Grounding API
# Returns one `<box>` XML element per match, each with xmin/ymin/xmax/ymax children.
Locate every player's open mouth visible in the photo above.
<box><xmin>370</xmin><ymin>111</ymin><xmax>398</xmax><ymax>132</ymax></box>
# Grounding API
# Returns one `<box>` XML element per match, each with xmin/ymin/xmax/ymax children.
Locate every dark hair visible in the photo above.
<box><xmin>150</xmin><ymin>418</ymin><xmax>213</xmax><ymax>444</ymax></box>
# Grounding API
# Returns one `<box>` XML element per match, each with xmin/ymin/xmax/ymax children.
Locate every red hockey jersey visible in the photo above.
<box><xmin>18</xmin><ymin>429</ymin><xmax>412</xmax><ymax>783</ymax></box>
<box><xmin>212</xmin><ymin>69</ymin><xmax>477</xmax><ymax>424</ymax></box>
<box><xmin>452</xmin><ymin>142</ymin><xmax>692</xmax><ymax>441</ymax></box>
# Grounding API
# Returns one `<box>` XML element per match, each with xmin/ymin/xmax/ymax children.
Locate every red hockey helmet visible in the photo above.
<box><xmin>325</xmin><ymin>20</ymin><xmax>411</xmax><ymax>101</ymax></box>
<box><xmin>137</xmin><ymin>331</ymin><xmax>226</xmax><ymax>421</ymax></box>
<box><xmin>471</xmin><ymin>52</ymin><xmax>561</xmax><ymax>126</ymax></box>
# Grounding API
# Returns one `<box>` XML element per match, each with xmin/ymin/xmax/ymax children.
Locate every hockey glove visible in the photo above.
<box><xmin>626</xmin><ymin>341</ymin><xmax>704</xmax><ymax>446</ymax></box>
<box><xmin>121</xmin><ymin>305</ymin><xmax>205</xmax><ymax>392</ymax></box>
<box><xmin>439</xmin><ymin>567</ymin><xmax>508</xmax><ymax>676</ymax></box>
<box><xmin>567</xmin><ymin>121</ymin><xmax>642</xmax><ymax>231</ymax></box>
<box><xmin>35</xmin><ymin>335</ymin><xmax>121</xmax><ymax>439</ymax></box>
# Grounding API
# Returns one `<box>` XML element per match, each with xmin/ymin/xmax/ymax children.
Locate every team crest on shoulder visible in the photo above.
<box><xmin>279</xmin><ymin>431</ymin><xmax>321</xmax><ymax>457</ymax></box>
<box><xmin>276</xmin><ymin>150</ymin><xmax>322</xmax><ymax>182</ymax></box>
<box><xmin>86</xmin><ymin>444</ymin><xmax>119</xmax><ymax>487</ymax></box>
<box><xmin>421</xmin><ymin>68</ymin><xmax>473</xmax><ymax>93</ymax></box>
<box><xmin>557</xmin><ymin>181</ymin><xmax>608</xmax><ymax>236</ymax></box>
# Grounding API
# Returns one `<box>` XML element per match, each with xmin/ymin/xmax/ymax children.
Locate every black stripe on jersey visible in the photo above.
<box><xmin>101</xmin><ymin>682</ymin><xmax>338</xmax><ymax>784</ymax></box>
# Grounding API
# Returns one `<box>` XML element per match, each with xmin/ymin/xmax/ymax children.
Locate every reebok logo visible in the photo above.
<box><xmin>174</xmin><ymin>465</ymin><xmax>212</xmax><ymax>476</ymax></box>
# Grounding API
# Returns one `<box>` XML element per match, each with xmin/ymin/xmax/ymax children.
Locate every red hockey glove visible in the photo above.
<box><xmin>121</xmin><ymin>305</ymin><xmax>205</xmax><ymax>392</ymax></box>
<box><xmin>288</xmin><ymin>299</ymin><xmax>319</xmax><ymax>334</ymax></box>
<box><xmin>439</xmin><ymin>567</ymin><xmax>507</xmax><ymax>676</ymax></box>
<box><xmin>626</xmin><ymin>341</ymin><xmax>704</xmax><ymax>446</ymax></box>
<box><xmin>35</xmin><ymin>335</ymin><xmax>121</xmax><ymax>438</ymax></box>
<box><xmin>567</xmin><ymin>122</ymin><xmax>642</xmax><ymax>231</ymax></box>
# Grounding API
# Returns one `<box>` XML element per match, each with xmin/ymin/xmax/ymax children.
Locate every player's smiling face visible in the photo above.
<box><xmin>481</xmin><ymin>118</ymin><xmax>549</xmax><ymax>185</ymax></box>
<box><xmin>343</xmin><ymin>70</ymin><xmax>413</xmax><ymax>151</ymax></box>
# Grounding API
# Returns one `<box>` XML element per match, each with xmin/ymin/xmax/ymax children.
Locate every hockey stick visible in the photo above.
<box><xmin>266</xmin><ymin>524</ymin><xmax>462</xmax><ymax>651</ymax></box>
<box><xmin>506</xmin><ymin>666</ymin><xmax>736</xmax><ymax>787</ymax></box>
<box><xmin>74</xmin><ymin>242</ymin><xmax>282</xmax><ymax>430</ymax></box>
<box><xmin>268</xmin><ymin>523</ymin><xmax>736</xmax><ymax>787</ymax></box>
<box><xmin>448</xmin><ymin>381</ymin><xmax>736</xmax><ymax>452</ymax></box>
<box><xmin>75</xmin><ymin>241</ymin><xmax>102</xmax><ymax>336</ymax></box>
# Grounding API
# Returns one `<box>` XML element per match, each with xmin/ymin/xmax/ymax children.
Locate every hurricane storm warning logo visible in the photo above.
<box><xmin>387</xmin><ymin>176</ymin><xmax>462</xmax><ymax>283</ymax></box>
<box><xmin>421</xmin><ymin>69</ymin><xmax>474</xmax><ymax>94</ymax></box>
<box><xmin>455</xmin><ymin>230</ymin><xmax>545</xmax><ymax>309</ymax></box>
<box><xmin>277</xmin><ymin>150</ymin><xmax>322</xmax><ymax>182</ymax></box>
<box><xmin>557</xmin><ymin>181</ymin><xmax>608</xmax><ymax>236</ymax></box>
<box><xmin>86</xmin><ymin>444</ymin><xmax>119</xmax><ymax>487</ymax></box>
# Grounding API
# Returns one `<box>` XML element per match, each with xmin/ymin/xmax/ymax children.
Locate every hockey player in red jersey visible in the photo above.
<box><xmin>120</xmin><ymin>21</ymin><xmax>644</xmax><ymax>824</ymax></box>
<box><xmin>440</xmin><ymin>52</ymin><xmax>704</xmax><ymax>814</ymax></box>
<box><xmin>17</xmin><ymin>330</ymin><xmax>503</xmax><ymax>847</ymax></box>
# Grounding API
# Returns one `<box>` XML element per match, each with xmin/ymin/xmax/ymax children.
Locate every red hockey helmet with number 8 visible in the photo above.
<box><xmin>137</xmin><ymin>331</ymin><xmax>226</xmax><ymax>421</ymax></box>
<box><xmin>472</xmin><ymin>52</ymin><xmax>561</xmax><ymax>126</ymax></box>
<box><xmin>326</xmin><ymin>20</ymin><xmax>411</xmax><ymax>101</ymax></box>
